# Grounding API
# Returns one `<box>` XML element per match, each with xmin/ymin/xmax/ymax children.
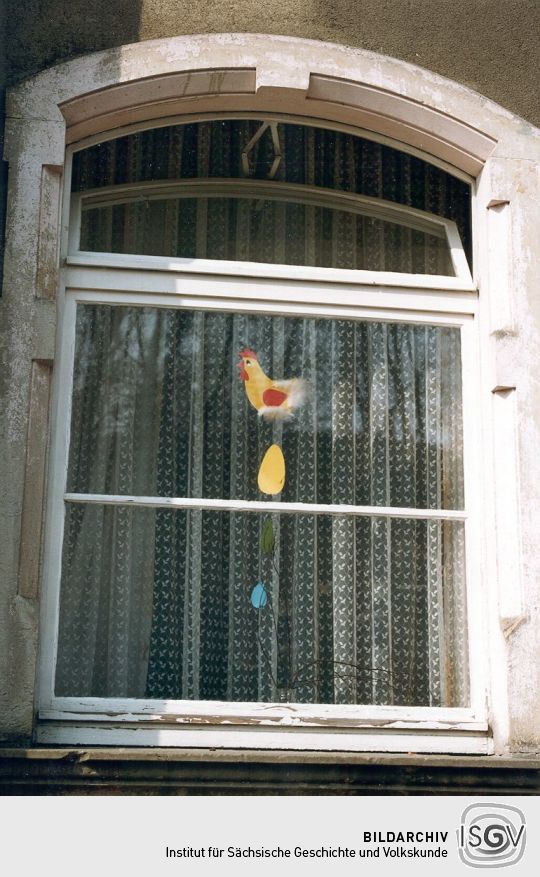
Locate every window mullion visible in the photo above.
<box><xmin>63</xmin><ymin>493</ymin><xmax>467</xmax><ymax>521</ymax></box>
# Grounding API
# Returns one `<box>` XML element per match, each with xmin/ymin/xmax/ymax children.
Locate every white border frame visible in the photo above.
<box><xmin>5</xmin><ymin>33</ymin><xmax>534</xmax><ymax>753</ymax></box>
<box><xmin>36</xmin><ymin>256</ymin><xmax>487</xmax><ymax>752</ymax></box>
<box><xmin>69</xmin><ymin>178</ymin><xmax>473</xmax><ymax>289</ymax></box>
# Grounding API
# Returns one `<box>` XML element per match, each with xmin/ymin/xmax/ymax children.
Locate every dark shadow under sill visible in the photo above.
<box><xmin>1</xmin><ymin>747</ymin><xmax>539</xmax><ymax>795</ymax></box>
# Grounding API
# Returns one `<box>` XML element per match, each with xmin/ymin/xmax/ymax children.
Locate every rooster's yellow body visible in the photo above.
<box><xmin>237</xmin><ymin>349</ymin><xmax>304</xmax><ymax>420</ymax></box>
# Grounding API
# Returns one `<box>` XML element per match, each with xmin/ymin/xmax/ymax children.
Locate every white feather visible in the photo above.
<box><xmin>257</xmin><ymin>378</ymin><xmax>306</xmax><ymax>420</ymax></box>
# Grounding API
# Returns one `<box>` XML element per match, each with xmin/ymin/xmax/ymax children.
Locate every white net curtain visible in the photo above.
<box><xmin>74</xmin><ymin>119</ymin><xmax>471</xmax><ymax>275</ymax></box>
<box><xmin>55</xmin><ymin>121</ymin><xmax>471</xmax><ymax>707</ymax></box>
<box><xmin>57</xmin><ymin>306</ymin><xmax>468</xmax><ymax>707</ymax></box>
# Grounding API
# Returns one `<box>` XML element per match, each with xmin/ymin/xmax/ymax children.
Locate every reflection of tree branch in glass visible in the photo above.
<box><xmin>59</xmin><ymin>305</ymin><xmax>467</xmax><ymax>708</ymax></box>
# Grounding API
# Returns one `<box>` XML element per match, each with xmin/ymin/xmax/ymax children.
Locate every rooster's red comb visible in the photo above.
<box><xmin>238</xmin><ymin>348</ymin><xmax>258</xmax><ymax>360</ymax></box>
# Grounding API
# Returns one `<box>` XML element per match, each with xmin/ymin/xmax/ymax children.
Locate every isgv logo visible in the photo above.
<box><xmin>458</xmin><ymin>804</ymin><xmax>526</xmax><ymax>868</ymax></box>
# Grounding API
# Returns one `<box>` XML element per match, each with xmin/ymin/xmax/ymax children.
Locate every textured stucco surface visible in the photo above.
<box><xmin>1</xmin><ymin>12</ymin><xmax>540</xmax><ymax>761</ymax></box>
<box><xmin>4</xmin><ymin>0</ymin><xmax>540</xmax><ymax>127</ymax></box>
<box><xmin>0</xmin><ymin>0</ymin><xmax>7</xmax><ymax>292</ymax></box>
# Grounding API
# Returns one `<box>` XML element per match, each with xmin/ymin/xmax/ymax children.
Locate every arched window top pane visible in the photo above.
<box><xmin>77</xmin><ymin>181</ymin><xmax>456</xmax><ymax>275</ymax></box>
<box><xmin>71</xmin><ymin>119</ymin><xmax>471</xmax><ymax>277</ymax></box>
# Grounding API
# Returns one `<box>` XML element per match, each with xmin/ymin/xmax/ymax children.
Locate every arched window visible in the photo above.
<box><xmin>69</xmin><ymin>120</ymin><xmax>471</xmax><ymax>280</ymax></box>
<box><xmin>45</xmin><ymin>116</ymin><xmax>479</xmax><ymax>748</ymax></box>
<box><xmin>7</xmin><ymin>34</ymin><xmax>532</xmax><ymax>754</ymax></box>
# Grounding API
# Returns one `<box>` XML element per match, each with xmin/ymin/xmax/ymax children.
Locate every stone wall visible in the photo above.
<box><xmin>5</xmin><ymin>1</ymin><xmax>540</xmax><ymax>127</ymax></box>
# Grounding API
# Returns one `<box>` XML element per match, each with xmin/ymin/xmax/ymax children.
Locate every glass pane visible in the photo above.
<box><xmin>71</xmin><ymin>119</ymin><xmax>472</xmax><ymax>267</ymax></box>
<box><xmin>80</xmin><ymin>197</ymin><xmax>454</xmax><ymax>275</ymax></box>
<box><xmin>55</xmin><ymin>505</ymin><xmax>468</xmax><ymax>707</ymax></box>
<box><xmin>67</xmin><ymin>305</ymin><xmax>464</xmax><ymax>510</ymax></box>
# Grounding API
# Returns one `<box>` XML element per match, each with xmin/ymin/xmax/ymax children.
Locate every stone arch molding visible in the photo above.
<box><xmin>4</xmin><ymin>33</ymin><xmax>540</xmax><ymax>754</ymax></box>
<box><xmin>7</xmin><ymin>33</ymin><xmax>539</xmax><ymax>178</ymax></box>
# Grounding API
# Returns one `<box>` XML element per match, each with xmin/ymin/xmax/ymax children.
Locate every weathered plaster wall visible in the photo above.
<box><xmin>0</xmin><ymin>0</ymin><xmax>7</xmax><ymax>291</ymax></box>
<box><xmin>1</xmin><ymin>12</ymin><xmax>540</xmax><ymax>761</ymax></box>
<box><xmin>5</xmin><ymin>0</ymin><xmax>540</xmax><ymax>127</ymax></box>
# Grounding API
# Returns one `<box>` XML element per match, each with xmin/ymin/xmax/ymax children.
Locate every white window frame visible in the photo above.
<box><xmin>35</xmin><ymin>126</ymin><xmax>489</xmax><ymax>754</ymax></box>
<box><xmin>69</xmin><ymin>177</ymin><xmax>473</xmax><ymax>289</ymax></box>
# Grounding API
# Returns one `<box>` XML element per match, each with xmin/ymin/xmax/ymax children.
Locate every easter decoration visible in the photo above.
<box><xmin>237</xmin><ymin>346</ymin><xmax>303</xmax><ymax>496</ymax></box>
<box><xmin>257</xmin><ymin>444</ymin><xmax>286</xmax><ymax>495</ymax></box>
<box><xmin>237</xmin><ymin>348</ymin><xmax>305</xmax><ymax>424</ymax></box>
<box><xmin>237</xmin><ymin>344</ymin><xmax>391</xmax><ymax>702</ymax></box>
<box><xmin>250</xmin><ymin>581</ymin><xmax>268</xmax><ymax>609</ymax></box>
<box><xmin>250</xmin><ymin>516</ymin><xmax>393</xmax><ymax>702</ymax></box>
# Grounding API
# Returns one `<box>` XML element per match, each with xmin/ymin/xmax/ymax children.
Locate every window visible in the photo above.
<box><xmin>39</xmin><ymin>118</ymin><xmax>485</xmax><ymax>752</ymax></box>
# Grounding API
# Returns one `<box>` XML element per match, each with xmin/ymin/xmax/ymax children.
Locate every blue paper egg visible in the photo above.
<box><xmin>251</xmin><ymin>581</ymin><xmax>268</xmax><ymax>609</ymax></box>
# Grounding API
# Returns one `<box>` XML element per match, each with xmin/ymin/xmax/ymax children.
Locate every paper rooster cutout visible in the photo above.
<box><xmin>237</xmin><ymin>348</ymin><xmax>305</xmax><ymax>420</ymax></box>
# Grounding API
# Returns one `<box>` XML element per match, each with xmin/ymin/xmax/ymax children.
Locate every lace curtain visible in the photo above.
<box><xmin>73</xmin><ymin>120</ymin><xmax>471</xmax><ymax>274</ymax></box>
<box><xmin>56</xmin><ymin>121</ymin><xmax>470</xmax><ymax>708</ymax></box>
<box><xmin>56</xmin><ymin>305</ymin><xmax>468</xmax><ymax>707</ymax></box>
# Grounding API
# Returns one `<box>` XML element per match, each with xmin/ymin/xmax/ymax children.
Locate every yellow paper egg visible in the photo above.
<box><xmin>258</xmin><ymin>444</ymin><xmax>286</xmax><ymax>495</ymax></box>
